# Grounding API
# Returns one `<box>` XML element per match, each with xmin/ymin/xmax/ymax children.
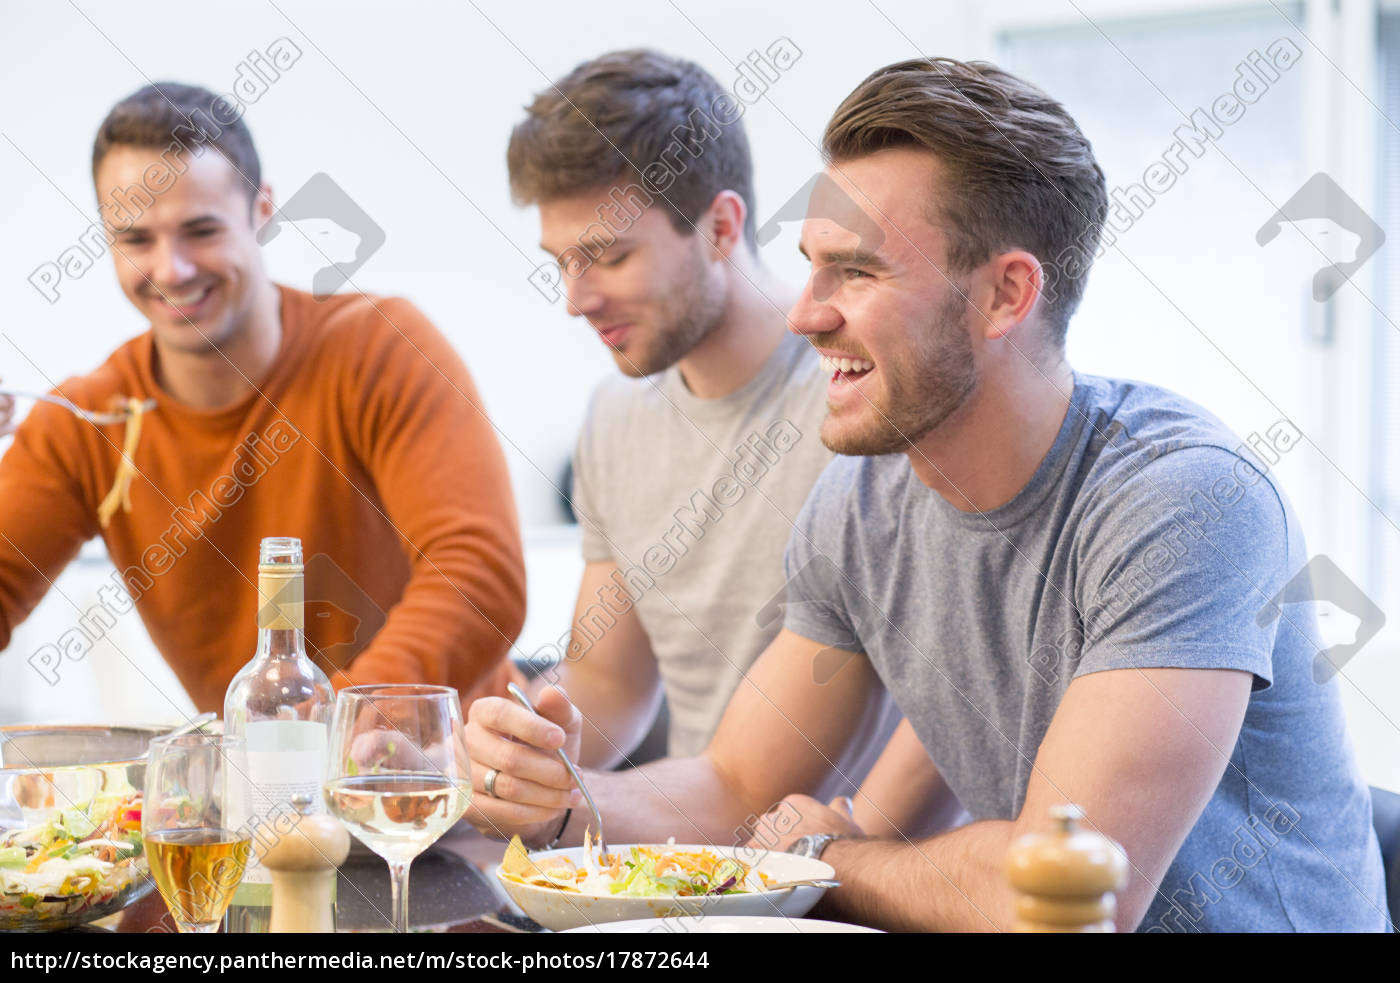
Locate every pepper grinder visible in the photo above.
<box><xmin>256</xmin><ymin>794</ymin><xmax>350</xmax><ymax>933</ymax></box>
<box><xmin>1005</xmin><ymin>803</ymin><xmax>1128</xmax><ymax>932</ymax></box>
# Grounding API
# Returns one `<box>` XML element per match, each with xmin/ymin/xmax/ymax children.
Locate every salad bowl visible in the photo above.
<box><xmin>496</xmin><ymin>841</ymin><xmax>836</xmax><ymax>932</ymax></box>
<box><xmin>0</xmin><ymin>724</ymin><xmax>161</xmax><ymax>932</ymax></box>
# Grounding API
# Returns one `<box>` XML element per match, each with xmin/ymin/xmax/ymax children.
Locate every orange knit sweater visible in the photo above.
<box><xmin>0</xmin><ymin>285</ymin><xmax>526</xmax><ymax>712</ymax></box>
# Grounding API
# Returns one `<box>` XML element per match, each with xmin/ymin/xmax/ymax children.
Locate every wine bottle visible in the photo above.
<box><xmin>223</xmin><ymin>537</ymin><xmax>335</xmax><ymax>933</ymax></box>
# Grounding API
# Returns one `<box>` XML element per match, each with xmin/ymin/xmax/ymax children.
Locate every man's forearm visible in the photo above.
<box><xmin>335</xmin><ymin>534</ymin><xmax>526</xmax><ymax>695</ymax></box>
<box><xmin>816</xmin><ymin>820</ymin><xmax>1017</xmax><ymax>932</ymax></box>
<box><xmin>558</xmin><ymin>754</ymin><xmax>763</xmax><ymax>848</ymax></box>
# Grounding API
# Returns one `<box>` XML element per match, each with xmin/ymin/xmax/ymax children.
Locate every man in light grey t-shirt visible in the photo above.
<box><xmin>568</xmin><ymin>331</ymin><xmax>835</xmax><ymax>758</ymax></box>
<box><xmin>502</xmin><ymin>50</ymin><xmax>900</xmax><ymax>807</ymax></box>
<box><xmin>469</xmin><ymin>56</ymin><xmax>1387</xmax><ymax>932</ymax></box>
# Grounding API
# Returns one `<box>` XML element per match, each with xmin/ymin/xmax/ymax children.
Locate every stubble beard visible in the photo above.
<box><xmin>819</xmin><ymin>289</ymin><xmax>979</xmax><ymax>456</ymax></box>
<box><xmin>613</xmin><ymin>244</ymin><xmax>726</xmax><ymax>378</ymax></box>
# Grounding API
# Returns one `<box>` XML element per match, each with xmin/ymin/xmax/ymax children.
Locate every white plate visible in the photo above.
<box><xmin>495</xmin><ymin>843</ymin><xmax>835</xmax><ymax>932</ymax></box>
<box><xmin>563</xmin><ymin>914</ymin><xmax>882</xmax><ymax>933</ymax></box>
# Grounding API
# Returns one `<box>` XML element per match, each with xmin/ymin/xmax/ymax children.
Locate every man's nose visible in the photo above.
<box><xmin>787</xmin><ymin>270</ymin><xmax>843</xmax><ymax>336</ymax></box>
<box><xmin>151</xmin><ymin>239</ymin><xmax>198</xmax><ymax>287</ymax></box>
<box><xmin>563</xmin><ymin>269</ymin><xmax>605</xmax><ymax>318</ymax></box>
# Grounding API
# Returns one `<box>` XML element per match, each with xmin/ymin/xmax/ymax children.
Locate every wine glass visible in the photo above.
<box><xmin>323</xmin><ymin>685</ymin><xmax>472</xmax><ymax>933</ymax></box>
<box><xmin>142</xmin><ymin>734</ymin><xmax>252</xmax><ymax>933</ymax></box>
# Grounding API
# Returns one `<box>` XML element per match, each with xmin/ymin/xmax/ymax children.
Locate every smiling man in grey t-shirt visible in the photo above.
<box><xmin>468</xmin><ymin>57</ymin><xmax>1387</xmax><ymax>931</ymax></box>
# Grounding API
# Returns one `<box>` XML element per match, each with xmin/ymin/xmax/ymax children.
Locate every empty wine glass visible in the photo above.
<box><xmin>142</xmin><ymin>734</ymin><xmax>252</xmax><ymax>933</ymax></box>
<box><xmin>323</xmin><ymin>685</ymin><xmax>472</xmax><ymax>933</ymax></box>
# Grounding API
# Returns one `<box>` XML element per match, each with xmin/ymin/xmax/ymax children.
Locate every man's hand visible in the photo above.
<box><xmin>756</xmin><ymin>793</ymin><xmax>865</xmax><ymax>853</ymax></box>
<box><xmin>465</xmin><ymin>685</ymin><xmax>584</xmax><ymax>846</ymax></box>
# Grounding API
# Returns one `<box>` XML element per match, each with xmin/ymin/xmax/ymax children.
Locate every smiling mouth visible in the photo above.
<box><xmin>150</xmin><ymin>284</ymin><xmax>214</xmax><ymax>314</ymax></box>
<box><xmin>819</xmin><ymin>353</ymin><xmax>875</xmax><ymax>383</ymax></box>
<box><xmin>595</xmin><ymin>323</ymin><xmax>632</xmax><ymax>347</ymax></box>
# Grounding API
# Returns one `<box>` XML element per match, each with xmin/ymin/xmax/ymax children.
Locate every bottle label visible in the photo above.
<box><xmin>241</xmin><ymin>719</ymin><xmax>328</xmax><ymax>887</ymax></box>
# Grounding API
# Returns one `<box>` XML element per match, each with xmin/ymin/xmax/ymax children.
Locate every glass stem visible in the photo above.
<box><xmin>388</xmin><ymin>859</ymin><xmax>411</xmax><ymax>933</ymax></box>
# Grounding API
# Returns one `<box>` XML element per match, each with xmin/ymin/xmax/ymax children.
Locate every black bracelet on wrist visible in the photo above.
<box><xmin>545</xmin><ymin>808</ymin><xmax>572</xmax><ymax>849</ymax></box>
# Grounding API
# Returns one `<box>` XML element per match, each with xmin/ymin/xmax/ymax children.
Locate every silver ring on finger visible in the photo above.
<box><xmin>484</xmin><ymin>767</ymin><xmax>500</xmax><ymax>798</ymax></box>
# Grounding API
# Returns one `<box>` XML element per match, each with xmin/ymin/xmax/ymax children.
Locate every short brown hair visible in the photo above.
<box><xmin>508</xmin><ymin>49</ymin><xmax>757</xmax><ymax>246</ymax></box>
<box><xmin>823</xmin><ymin>58</ymin><xmax>1107</xmax><ymax>345</ymax></box>
<box><xmin>93</xmin><ymin>82</ymin><xmax>261</xmax><ymax>201</ymax></box>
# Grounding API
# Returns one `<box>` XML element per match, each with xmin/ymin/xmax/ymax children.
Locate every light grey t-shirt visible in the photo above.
<box><xmin>782</xmin><ymin>372</ymin><xmax>1388</xmax><ymax>932</ymax></box>
<box><xmin>572</xmin><ymin>332</ymin><xmax>898</xmax><ymax>778</ymax></box>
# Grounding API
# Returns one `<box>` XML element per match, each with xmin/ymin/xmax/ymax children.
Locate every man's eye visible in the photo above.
<box><xmin>190</xmin><ymin>227</ymin><xmax>220</xmax><ymax>238</ymax></box>
<box><xmin>843</xmin><ymin>267</ymin><xmax>871</xmax><ymax>280</ymax></box>
<box><xmin>601</xmin><ymin>252</ymin><xmax>630</xmax><ymax>268</ymax></box>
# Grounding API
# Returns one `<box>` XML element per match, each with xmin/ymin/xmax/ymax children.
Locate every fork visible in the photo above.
<box><xmin>506</xmin><ymin>682</ymin><xmax>608</xmax><ymax>858</ymax></box>
<box><xmin>0</xmin><ymin>389</ymin><xmax>157</xmax><ymax>426</ymax></box>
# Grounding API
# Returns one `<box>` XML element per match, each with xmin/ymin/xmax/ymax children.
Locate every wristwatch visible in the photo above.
<box><xmin>787</xmin><ymin>833</ymin><xmax>840</xmax><ymax>860</ymax></box>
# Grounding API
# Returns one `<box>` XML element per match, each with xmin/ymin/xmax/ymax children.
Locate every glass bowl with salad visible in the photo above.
<box><xmin>0</xmin><ymin>725</ymin><xmax>161</xmax><ymax>932</ymax></box>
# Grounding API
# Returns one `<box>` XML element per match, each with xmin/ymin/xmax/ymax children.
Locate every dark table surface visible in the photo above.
<box><xmin>114</xmin><ymin>826</ymin><xmax>537</xmax><ymax>934</ymax></box>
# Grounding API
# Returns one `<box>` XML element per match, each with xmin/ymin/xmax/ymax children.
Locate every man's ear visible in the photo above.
<box><xmin>252</xmin><ymin>183</ymin><xmax>276</xmax><ymax>232</ymax></box>
<box><xmin>701</xmin><ymin>190</ymin><xmax>747</xmax><ymax>261</ymax></box>
<box><xmin>978</xmin><ymin>249</ymin><xmax>1042</xmax><ymax>342</ymax></box>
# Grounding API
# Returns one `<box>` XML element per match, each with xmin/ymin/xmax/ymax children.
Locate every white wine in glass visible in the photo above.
<box><xmin>324</xmin><ymin>685</ymin><xmax>472</xmax><ymax>932</ymax></box>
<box><xmin>323</xmin><ymin>775</ymin><xmax>471</xmax><ymax>863</ymax></box>
<box><xmin>146</xmin><ymin>828</ymin><xmax>252</xmax><ymax>928</ymax></box>
<box><xmin>142</xmin><ymin>734</ymin><xmax>252</xmax><ymax>933</ymax></box>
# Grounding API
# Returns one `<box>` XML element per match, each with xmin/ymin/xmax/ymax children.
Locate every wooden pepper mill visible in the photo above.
<box><xmin>1005</xmin><ymin>804</ymin><xmax>1128</xmax><ymax>932</ymax></box>
<box><xmin>256</xmin><ymin>795</ymin><xmax>350</xmax><ymax>933</ymax></box>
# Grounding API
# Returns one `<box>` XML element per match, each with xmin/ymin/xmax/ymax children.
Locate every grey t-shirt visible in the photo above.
<box><xmin>782</xmin><ymin>372</ymin><xmax>1388</xmax><ymax>932</ymax></box>
<box><xmin>572</xmin><ymin>332</ymin><xmax>899</xmax><ymax>780</ymax></box>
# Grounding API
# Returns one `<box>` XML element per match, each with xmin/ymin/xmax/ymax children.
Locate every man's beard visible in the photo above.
<box><xmin>613</xmin><ymin>245</ymin><xmax>725</xmax><ymax>378</ymax></box>
<box><xmin>819</xmin><ymin>288</ymin><xmax>978</xmax><ymax>456</ymax></box>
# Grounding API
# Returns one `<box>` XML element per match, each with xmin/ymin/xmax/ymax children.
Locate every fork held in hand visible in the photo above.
<box><xmin>505</xmin><ymin>682</ymin><xmax>608</xmax><ymax>858</ymax></box>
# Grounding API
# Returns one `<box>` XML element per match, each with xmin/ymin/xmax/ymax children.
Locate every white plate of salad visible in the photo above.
<box><xmin>496</xmin><ymin>836</ymin><xmax>836</xmax><ymax>932</ymax></box>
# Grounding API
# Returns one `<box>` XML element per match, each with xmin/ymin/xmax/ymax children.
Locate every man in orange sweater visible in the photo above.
<box><xmin>0</xmin><ymin>82</ymin><xmax>526</xmax><ymax>712</ymax></box>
